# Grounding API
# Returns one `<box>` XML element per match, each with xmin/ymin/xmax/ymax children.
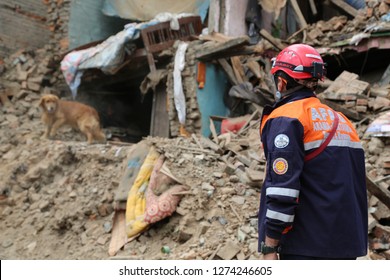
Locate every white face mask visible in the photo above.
<box><xmin>274</xmin><ymin>85</ymin><xmax>304</xmax><ymax>103</ymax></box>
<box><xmin>275</xmin><ymin>91</ymin><xmax>282</xmax><ymax>102</ymax></box>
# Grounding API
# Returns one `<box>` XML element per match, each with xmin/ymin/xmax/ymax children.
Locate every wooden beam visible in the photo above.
<box><xmin>150</xmin><ymin>84</ymin><xmax>169</xmax><ymax>137</ymax></box>
<box><xmin>259</xmin><ymin>29</ymin><xmax>286</xmax><ymax>51</ymax></box>
<box><xmin>318</xmin><ymin>97</ymin><xmax>363</xmax><ymax>121</ymax></box>
<box><xmin>330</xmin><ymin>0</ymin><xmax>358</xmax><ymax>17</ymax></box>
<box><xmin>196</xmin><ymin>36</ymin><xmax>249</xmax><ymax>60</ymax></box>
<box><xmin>237</xmin><ymin>109</ymin><xmax>260</xmax><ymax>135</ymax></box>
<box><xmin>231</xmin><ymin>56</ymin><xmax>246</xmax><ymax>84</ymax></box>
<box><xmin>200</xmin><ymin>136</ymin><xmax>224</xmax><ymax>155</ymax></box>
<box><xmin>210</xmin><ymin>45</ymin><xmax>262</xmax><ymax>59</ymax></box>
<box><xmin>366</xmin><ymin>175</ymin><xmax>390</xmax><ymax>210</ymax></box>
<box><xmin>289</xmin><ymin>0</ymin><xmax>308</xmax><ymax>29</ymax></box>
<box><xmin>209</xmin><ymin>117</ymin><xmax>219</xmax><ymax>143</ymax></box>
<box><xmin>218</xmin><ymin>59</ymin><xmax>238</xmax><ymax>85</ymax></box>
<box><xmin>309</xmin><ymin>0</ymin><xmax>318</xmax><ymax>15</ymax></box>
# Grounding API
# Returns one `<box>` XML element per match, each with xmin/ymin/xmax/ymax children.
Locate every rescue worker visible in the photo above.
<box><xmin>258</xmin><ymin>44</ymin><xmax>368</xmax><ymax>260</ymax></box>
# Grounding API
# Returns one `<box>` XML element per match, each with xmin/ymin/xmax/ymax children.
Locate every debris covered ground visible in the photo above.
<box><xmin>1</xmin><ymin>0</ymin><xmax>390</xmax><ymax>261</ymax></box>
<box><xmin>0</xmin><ymin>92</ymin><xmax>263</xmax><ymax>259</ymax></box>
<box><xmin>0</xmin><ymin>90</ymin><xmax>390</xmax><ymax>260</ymax></box>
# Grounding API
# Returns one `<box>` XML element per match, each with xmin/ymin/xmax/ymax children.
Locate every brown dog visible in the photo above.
<box><xmin>39</xmin><ymin>94</ymin><xmax>106</xmax><ymax>144</ymax></box>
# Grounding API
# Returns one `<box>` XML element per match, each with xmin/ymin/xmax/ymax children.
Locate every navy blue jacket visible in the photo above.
<box><xmin>258</xmin><ymin>90</ymin><xmax>368</xmax><ymax>258</ymax></box>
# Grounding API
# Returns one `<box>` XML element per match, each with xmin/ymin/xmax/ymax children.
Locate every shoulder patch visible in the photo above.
<box><xmin>272</xmin><ymin>158</ymin><xmax>288</xmax><ymax>175</ymax></box>
<box><xmin>274</xmin><ymin>134</ymin><xmax>289</xmax><ymax>148</ymax></box>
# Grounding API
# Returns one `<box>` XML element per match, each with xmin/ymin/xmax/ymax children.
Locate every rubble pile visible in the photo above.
<box><xmin>1</xmin><ymin>85</ymin><xmax>389</xmax><ymax>260</ymax></box>
<box><xmin>292</xmin><ymin>1</ymin><xmax>390</xmax><ymax>47</ymax></box>
<box><xmin>1</xmin><ymin>0</ymin><xmax>390</xmax><ymax>261</ymax></box>
<box><xmin>0</xmin><ymin>98</ymin><xmax>264</xmax><ymax>260</ymax></box>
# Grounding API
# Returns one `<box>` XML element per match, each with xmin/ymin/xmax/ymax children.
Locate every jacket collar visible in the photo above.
<box><xmin>262</xmin><ymin>89</ymin><xmax>316</xmax><ymax>116</ymax></box>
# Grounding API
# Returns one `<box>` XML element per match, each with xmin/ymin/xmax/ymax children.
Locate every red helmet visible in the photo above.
<box><xmin>271</xmin><ymin>44</ymin><xmax>326</xmax><ymax>80</ymax></box>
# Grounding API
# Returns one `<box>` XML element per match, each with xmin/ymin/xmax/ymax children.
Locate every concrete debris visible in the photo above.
<box><xmin>1</xmin><ymin>0</ymin><xmax>390</xmax><ymax>261</ymax></box>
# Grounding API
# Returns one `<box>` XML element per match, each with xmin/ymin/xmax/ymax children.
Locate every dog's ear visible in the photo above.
<box><xmin>38</xmin><ymin>96</ymin><xmax>46</xmax><ymax>108</ymax></box>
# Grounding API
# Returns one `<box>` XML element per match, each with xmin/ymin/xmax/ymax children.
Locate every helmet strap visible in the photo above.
<box><xmin>296</xmin><ymin>79</ymin><xmax>318</xmax><ymax>91</ymax></box>
<box><xmin>274</xmin><ymin>73</ymin><xmax>303</xmax><ymax>102</ymax></box>
<box><xmin>275</xmin><ymin>85</ymin><xmax>304</xmax><ymax>102</ymax></box>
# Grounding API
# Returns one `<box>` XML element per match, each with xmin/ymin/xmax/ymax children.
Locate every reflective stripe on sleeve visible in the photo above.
<box><xmin>304</xmin><ymin>139</ymin><xmax>363</xmax><ymax>151</ymax></box>
<box><xmin>266</xmin><ymin>187</ymin><xmax>299</xmax><ymax>198</ymax></box>
<box><xmin>266</xmin><ymin>209</ymin><xmax>295</xmax><ymax>223</ymax></box>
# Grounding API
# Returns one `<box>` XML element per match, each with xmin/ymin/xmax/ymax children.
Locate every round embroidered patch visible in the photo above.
<box><xmin>273</xmin><ymin>158</ymin><xmax>288</xmax><ymax>175</ymax></box>
<box><xmin>274</xmin><ymin>134</ymin><xmax>289</xmax><ymax>148</ymax></box>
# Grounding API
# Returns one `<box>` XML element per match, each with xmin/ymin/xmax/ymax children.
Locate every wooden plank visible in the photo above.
<box><xmin>309</xmin><ymin>0</ymin><xmax>318</xmax><ymax>15</ymax></box>
<box><xmin>246</xmin><ymin>59</ymin><xmax>261</xmax><ymax>79</ymax></box>
<box><xmin>200</xmin><ymin>136</ymin><xmax>224</xmax><ymax>155</ymax></box>
<box><xmin>209</xmin><ymin>117</ymin><xmax>219</xmax><ymax>143</ymax></box>
<box><xmin>209</xmin><ymin>115</ymin><xmax>228</xmax><ymax>122</ymax></box>
<box><xmin>199</xmin><ymin>32</ymin><xmax>232</xmax><ymax>43</ymax></box>
<box><xmin>290</xmin><ymin>0</ymin><xmax>308</xmax><ymax>29</ymax></box>
<box><xmin>196</xmin><ymin>36</ymin><xmax>249</xmax><ymax>60</ymax></box>
<box><xmin>230</xmin><ymin>56</ymin><xmax>246</xmax><ymax>84</ymax></box>
<box><xmin>218</xmin><ymin>59</ymin><xmax>238</xmax><ymax>85</ymax></box>
<box><xmin>237</xmin><ymin>109</ymin><xmax>260</xmax><ymax>135</ymax></box>
<box><xmin>330</xmin><ymin>0</ymin><xmax>358</xmax><ymax>17</ymax></box>
<box><xmin>108</xmin><ymin>210</ymin><xmax>128</xmax><ymax>256</ymax></box>
<box><xmin>191</xmin><ymin>133</ymin><xmax>205</xmax><ymax>151</ymax></box>
<box><xmin>318</xmin><ymin>97</ymin><xmax>363</xmax><ymax>121</ymax></box>
<box><xmin>146</xmin><ymin>52</ymin><xmax>157</xmax><ymax>74</ymax></box>
<box><xmin>259</xmin><ymin>29</ymin><xmax>286</xmax><ymax>51</ymax></box>
<box><xmin>366</xmin><ymin>175</ymin><xmax>390</xmax><ymax>210</ymax></box>
<box><xmin>160</xmin><ymin>162</ymin><xmax>187</xmax><ymax>186</ymax></box>
<box><xmin>208</xmin><ymin>45</ymin><xmax>262</xmax><ymax>60</ymax></box>
<box><xmin>150</xmin><ymin>84</ymin><xmax>169</xmax><ymax>137</ymax></box>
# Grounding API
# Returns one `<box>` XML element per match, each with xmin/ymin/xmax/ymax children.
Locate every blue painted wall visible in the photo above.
<box><xmin>69</xmin><ymin>0</ymin><xmax>129</xmax><ymax>49</ymax></box>
<box><xmin>196</xmin><ymin>63</ymin><xmax>230</xmax><ymax>137</ymax></box>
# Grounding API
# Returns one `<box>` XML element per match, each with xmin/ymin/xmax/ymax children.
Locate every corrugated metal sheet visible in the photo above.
<box><xmin>68</xmin><ymin>0</ymin><xmax>129</xmax><ymax>49</ymax></box>
<box><xmin>0</xmin><ymin>0</ymin><xmax>50</xmax><ymax>58</ymax></box>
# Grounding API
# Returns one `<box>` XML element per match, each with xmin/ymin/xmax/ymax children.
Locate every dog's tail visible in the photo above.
<box><xmin>94</xmin><ymin>129</ymin><xmax>106</xmax><ymax>143</ymax></box>
<box><xmin>86</xmin><ymin>117</ymin><xmax>106</xmax><ymax>144</ymax></box>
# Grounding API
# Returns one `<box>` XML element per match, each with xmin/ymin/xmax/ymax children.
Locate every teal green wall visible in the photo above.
<box><xmin>196</xmin><ymin>63</ymin><xmax>230</xmax><ymax>137</ymax></box>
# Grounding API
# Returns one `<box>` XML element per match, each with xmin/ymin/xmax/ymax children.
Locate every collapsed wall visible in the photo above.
<box><xmin>166</xmin><ymin>41</ymin><xmax>204</xmax><ymax>137</ymax></box>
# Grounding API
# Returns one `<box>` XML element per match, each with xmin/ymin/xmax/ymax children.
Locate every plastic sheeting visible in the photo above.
<box><xmin>364</xmin><ymin>111</ymin><xmax>390</xmax><ymax>138</ymax></box>
<box><xmin>173</xmin><ymin>41</ymin><xmax>189</xmax><ymax>125</ymax></box>
<box><xmin>102</xmin><ymin>0</ymin><xmax>210</xmax><ymax>22</ymax></box>
<box><xmin>61</xmin><ymin>20</ymin><xmax>157</xmax><ymax>98</ymax></box>
<box><xmin>61</xmin><ymin>13</ymin><xmax>192</xmax><ymax>98</ymax></box>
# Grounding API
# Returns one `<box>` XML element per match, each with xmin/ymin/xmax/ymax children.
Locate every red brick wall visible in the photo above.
<box><xmin>0</xmin><ymin>0</ymin><xmax>51</xmax><ymax>59</ymax></box>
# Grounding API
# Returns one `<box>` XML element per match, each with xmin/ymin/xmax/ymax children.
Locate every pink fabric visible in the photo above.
<box><xmin>144</xmin><ymin>155</ymin><xmax>186</xmax><ymax>224</ymax></box>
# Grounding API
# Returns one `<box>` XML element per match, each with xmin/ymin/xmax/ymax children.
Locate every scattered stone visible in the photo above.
<box><xmin>2</xmin><ymin>240</ymin><xmax>14</xmax><ymax>248</ymax></box>
<box><xmin>231</xmin><ymin>196</ymin><xmax>246</xmax><ymax>205</ymax></box>
<box><xmin>217</xmin><ymin>240</ymin><xmax>241</xmax><ymax>260</ymax></box>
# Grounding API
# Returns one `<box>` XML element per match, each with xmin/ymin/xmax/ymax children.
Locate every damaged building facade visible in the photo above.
<box><xmin>1</xmin><ymin>0</ymin><xmax>390</xmax><ymax>260</ymax></box>
<box><xmin>1</xmin><ymin>0</ymin><xmax>389</xmax><ymax>140</ymax></box>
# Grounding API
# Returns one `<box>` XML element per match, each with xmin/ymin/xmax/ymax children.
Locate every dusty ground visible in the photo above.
<box><xmin>0</xmin><ymin>89</ymin><xmax>388</xmax><ymax>260</ymax></box>
<box><xmin>0</xmin><ymin>95</ymin><xmax>261</xmax><ymax>260</ymax></box>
